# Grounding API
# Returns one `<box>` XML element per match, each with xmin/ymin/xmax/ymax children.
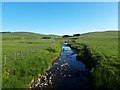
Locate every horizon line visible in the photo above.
<box><xmin>1</xmin><ymin>29</ymin><xmax>118</xmax><ymax>36</ymax></box>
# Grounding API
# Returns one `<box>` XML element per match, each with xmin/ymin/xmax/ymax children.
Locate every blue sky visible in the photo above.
<box><xmin>2</xmin><ymin>2</ymin><xmax>118</xmax><ymax>35</ymax></box>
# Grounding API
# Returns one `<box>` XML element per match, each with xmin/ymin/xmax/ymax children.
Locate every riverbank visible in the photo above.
<box><xmin>68</xmin><ymin>35</ymin><xmax>119</xmax><ymax>90</ymax></box>
<box><xmin>29</xmin><ymin>54</ymin><xmax>60</xmax><ymax>88</ymax></box>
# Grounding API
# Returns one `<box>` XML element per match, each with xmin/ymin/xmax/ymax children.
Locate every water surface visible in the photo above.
<box><xmin>32</xmin><ymin>43</ymin><xmax>90</xmax><ymax>90</ymax></box>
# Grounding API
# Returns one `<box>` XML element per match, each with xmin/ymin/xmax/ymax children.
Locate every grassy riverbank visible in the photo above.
<box><xmin>2</xmin><ymin>32</ymin><xmax>61</xmax><ymax>88</ymax></box>
<box><xmin>69</xmin><ymin>31</ymin><xmax>120</xmax><ymax>89</ymax></box>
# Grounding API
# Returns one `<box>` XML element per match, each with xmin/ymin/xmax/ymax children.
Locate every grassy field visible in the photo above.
<box><xmin>69</xmin><ymin>31</ymin><xmax>120</xmax><ymax>89</ymax></box>
<box><xmin>2</xmin><ymin>32</ymin><xmax>62</xmax><ymax>88</ymax></box>
<box><xmin>2</xmin><ymin>31</ymin><xmax>120</xmax><ymax>89</ymax></box>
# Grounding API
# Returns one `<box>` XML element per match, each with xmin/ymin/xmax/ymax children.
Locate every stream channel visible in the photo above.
<box><xmin>31</xmin><ymin>43</ymin><xmax>90</xmax><ymax>90</ymax></box>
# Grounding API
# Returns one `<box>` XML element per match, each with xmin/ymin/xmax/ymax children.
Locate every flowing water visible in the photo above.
<box><xmin>31</xmin><ymin>43</ymin><xmax>90</xmax><ymax>90</ymax></box>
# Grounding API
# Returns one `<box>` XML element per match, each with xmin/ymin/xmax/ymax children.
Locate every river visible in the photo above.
<box><xmin>31</xmin><ymin>43</ymin><xmax>90</xmax><ymax>90</ymax></box>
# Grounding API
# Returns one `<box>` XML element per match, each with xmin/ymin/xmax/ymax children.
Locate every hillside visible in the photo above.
<box><xmin>2</xmin><ymin>32</ymin><xmax>59</xmax><ymax>40</ymax></box>
<box><xmin>81</xmin><ymin>31</ymin><xmax>118</xmax><ymax>38</ymax></box>
<box><xmin>69</xmin><ymin>31</ymin><xmax>119</xmax><ymax>89</ymax></box>
<box><xmin>2</xmin><ymin>32</ymin><xmax>61</xmax><ymax>88</ymax></box>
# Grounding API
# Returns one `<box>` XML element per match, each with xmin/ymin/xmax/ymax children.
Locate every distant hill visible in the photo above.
<box><xmin>2</xmin><ymin>31</ymin><xmax>118</xmax><ymax>40</ymax></box>
<box><xmin>81</xmin><ymin>31</ymin><xmax>118</xmax><ymax>38</ymax></box>
<box><xmin>2</xmin><ymin>32</ymin><xmax>59</xmax><ymax>40</ymax></box>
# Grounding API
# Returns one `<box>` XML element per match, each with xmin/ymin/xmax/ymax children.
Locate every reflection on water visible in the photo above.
<box><xmin>31</xmin><ymin>43</ymin><xmax>90</xmax><ymax>90</ymax></box>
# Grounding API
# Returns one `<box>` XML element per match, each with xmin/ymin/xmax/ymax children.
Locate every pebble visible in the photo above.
<box><xmin>44</xmin><ymin>83</ymin><xmax>48</xmax><ymax>86</ymax></box>
<box><xmin>61</xmin><ymin>63</ymin><xmax>69</xmax><ymax>67</ymax></box>
<box><xmin>49</xmin><ymin>76</ymin><xmax>52</xmax><ymax>80</ymax></box>
<box><xmin>64</xmin><ymin>75</ymin><xmax>66</xmax><ymax>77</ymax></box>
<box><xmin>49</xmin><ymin>80</ymin><xmax>52</xmax><ymax>84</ymax></box>
<box><xmin>54</xmin><ymin>63</ymin><xmax>58</xmax><ymax>65</ymax></box>
<box><xmin>57</xmin><ymin>67</ymin><xmax>59</xmax><ymax>70</ymax></box>
<box><xmin>69</xmin><ymin>74</ymin><xmax>71</xmax><ymax>77</ymax></box>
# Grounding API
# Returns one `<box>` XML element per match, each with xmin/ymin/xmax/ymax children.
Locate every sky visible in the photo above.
<box><xmin>2</xmin><ymin>2</ymin><xmax>118</xmax><ymax>35</ymax></box>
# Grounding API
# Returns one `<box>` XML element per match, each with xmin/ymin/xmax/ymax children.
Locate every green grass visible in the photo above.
<box><xmin>2</xmin><ymin>31</ymin><xmax>120</xmax><ymax>89</ymax></box>
<box><xmin>2</xmin><ymin>32</ymin><xmax>61</xmax><ymax>88</ymax></box>
<box><xmin>69</xmin><ymin>31</ymin><xmax>120</xmax><ymax>89</ymax></box>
